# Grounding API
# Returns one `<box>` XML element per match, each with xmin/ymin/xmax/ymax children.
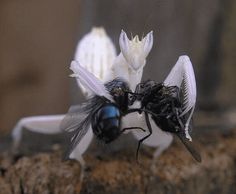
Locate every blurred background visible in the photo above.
<box><xmin>0</xmin><ymin>0</ymin><xmax>236</xmax><ymax>139</ymax></box>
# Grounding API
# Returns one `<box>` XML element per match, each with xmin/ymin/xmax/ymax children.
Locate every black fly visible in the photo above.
<box><xmin>62</xmin><ymin>61</ymin><xmax>147</xmax><ymax>159</ymax></box>
<box><xmin>130</xmin><ymin>80</ymin><xmax>201</xmax><ymax>162</ymax></box>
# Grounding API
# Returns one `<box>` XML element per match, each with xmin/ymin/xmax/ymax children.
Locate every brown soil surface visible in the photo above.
<box><xmin>0</xmin><ymin>130</ymin><xmax>236</xmax><ymax>194</ymax></box>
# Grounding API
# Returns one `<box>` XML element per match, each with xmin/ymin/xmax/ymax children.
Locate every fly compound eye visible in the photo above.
<box><xmin>111</xmin><ymin>87</ymin><xmax>122</xmax><ymax>97</ymax></box>
<box><xmin>116</xmin><ymin>87</ymin><xmax>124</xmax><ymax>95</ymax></box>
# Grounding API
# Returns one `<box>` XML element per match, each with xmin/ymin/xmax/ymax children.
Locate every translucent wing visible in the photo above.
<box><xmin>60</xmin><ymin>105</ymin><xmax>88</xmax><ymax>133</ymax></box>
<box><xmin>61</xmin><ymin>96</ymin><xmax>106</xmax><ymax>158</ymax></box>
<box><xmin>164</xmin><ymin>55</ymin><xmax>196</xmax><ymax>141</ymax></box>
<box><xmin>70</xmin><ymin>60</ymin><xmax>114</xmax><ymax>102</ymax></box>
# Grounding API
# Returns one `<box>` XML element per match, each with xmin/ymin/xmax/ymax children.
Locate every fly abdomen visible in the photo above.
<box><xmin>91</xmin><ymin>104</ymin><xmax>121</xmax><ymax>143</ymax></box>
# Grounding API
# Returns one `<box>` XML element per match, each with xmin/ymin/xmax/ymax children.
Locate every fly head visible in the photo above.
<box><xmin>105</xmin><ymin>78</ymin><xmax>131</xmax><ymax>112</ymax></box>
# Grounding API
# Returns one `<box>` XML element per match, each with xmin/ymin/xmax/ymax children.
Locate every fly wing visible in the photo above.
<box><xmin>61</xmin><ymin>96</ymin><xmax>105</xmax><ymax>158</ymax></box>
<box><xmin>164</xmin><ymin>55</ymin><xmax>196</xmax><ymax>116</ymax></box>
<box><xmin>70</xmin><ymin>60</ymin><xmax>114</xmax><ymax>102</ymax></box>
<box><xmin>60</xmin><ymin>105</ymin><xmax>88</xmax><ymax>133</ymax></box>
<box><xmin>176</xmin><ymin>132</ymin><xmax>201</xmax><ymax>162</ymax></box>
<box><xmin>62</xmin><ymin>111</ymin><xmax>92</xmax><ymax>159</ymax></box>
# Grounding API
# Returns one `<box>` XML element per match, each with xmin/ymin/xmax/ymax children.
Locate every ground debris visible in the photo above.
<box><xmin>0</xmin><ymin>130</ymin><xmax>236</xmax><ymax>194</ymax></box>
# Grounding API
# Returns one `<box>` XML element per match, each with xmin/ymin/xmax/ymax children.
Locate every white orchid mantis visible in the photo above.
<box><xmin>11</xmin><ymin>28</ymin><xmax>153</xmax><ymax>158</ymax></box>
<box><xmin>11</xmin><ymin>27</ymin><xmax>198</xmax><ymax>176</ymax></box>
<box><xmin>108</xmin><ymin>30</ymin><xmax>153</xmax><ymax>91</ymax></box>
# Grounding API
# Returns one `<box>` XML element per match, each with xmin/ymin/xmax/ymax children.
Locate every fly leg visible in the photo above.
<box><xmin>136</xmin><ymin>112</ymin><xmax>153</xmax><ymax>161</ymax></box>
<box><xmin>155</xmin><ymin>98</ymin><xmax>173</xmax><ymax>115</ymax></box>
<box><xmin>175</xmin><ymin>108</ymin><xmax>184</xmax><ymax>130</ymax></box>
<box><xmin>169</xmin><ymin>98</ymin><xmax>185</xmax><ymax>131</ymax></box>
